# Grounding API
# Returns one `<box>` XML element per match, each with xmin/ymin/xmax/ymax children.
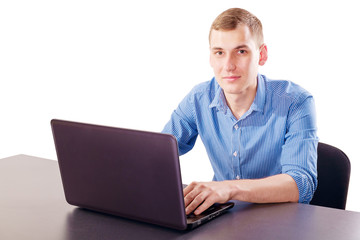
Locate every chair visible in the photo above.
<box><xmin>310</xmin><ymin>142</ymin><xmax>351</xmax><ymax>210</ymax></box>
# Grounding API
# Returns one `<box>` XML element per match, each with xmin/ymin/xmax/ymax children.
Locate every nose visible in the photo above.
<box><xmin>225</xmin><ymin>55</ymin><xmax>236</xmax><ymax>72</ymax></box>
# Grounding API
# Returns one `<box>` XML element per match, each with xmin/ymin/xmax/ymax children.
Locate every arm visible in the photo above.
<box><xmin>184</xmin><ymin>173</ymin><xmax>298</xmax><ymax>215</ymax></box>
<box><xmin>280</xmin><ymin>95</ymin><xmax>318</xmax><ymax>203</ymax></box>
<box><xmin>162</xmin><ymin>88</ymin><xmax>198</xmax><ymax>155</ymax></box>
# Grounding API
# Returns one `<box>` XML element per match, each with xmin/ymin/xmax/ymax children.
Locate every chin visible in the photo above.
<box><xmin>223</xmin><ymin>87</ymin><xmax>245</xmax><ymax>95</ymax></box>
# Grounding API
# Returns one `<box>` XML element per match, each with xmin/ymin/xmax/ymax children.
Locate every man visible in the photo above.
<box><xmin>162</xmin><ymin>8</ymin><xmax>318</xmax><ymax>216</ymax></box>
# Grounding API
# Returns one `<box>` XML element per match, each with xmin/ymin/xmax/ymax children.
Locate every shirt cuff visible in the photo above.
<box><xmin>286</xmin><ymin>171</ymin><xmax>317</xmax><ymax>204</ymax></box>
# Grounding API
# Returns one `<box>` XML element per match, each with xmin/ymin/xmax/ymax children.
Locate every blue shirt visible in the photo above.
<box><xmin>162</xmin><ymin>74</ymin><xmax>318</xmax><ymax>203</ymax></box>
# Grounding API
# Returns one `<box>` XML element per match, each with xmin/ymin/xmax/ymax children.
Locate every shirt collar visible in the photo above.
<box><xmin>251</xmin><ymin>74</ymin><xmax>266</xmax><ymax>114</ymax></box>
<box><xmin>209</xmin><ymin>82</ymin><xmax>228</xmax><ymax>114</ymax></box>
<box><xmin>209</xmin><ymin>74</ymin><xmax>266</xmax><ymax>114</ymax></box>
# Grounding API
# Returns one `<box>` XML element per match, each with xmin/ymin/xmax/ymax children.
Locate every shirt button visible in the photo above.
<box><xmin>236</xmin><ymin>175</ymin><xmax>240</xmax><ymax>180</ymax></box>
<box><xmin>234</xmin><ymin>124</ymin><xmax>239</xmax><ymax>130</ymax></box>
<box><xmin>233</xmin><ymin>151</ymin><xmax>237</xmax><ymax>157</ymax></box>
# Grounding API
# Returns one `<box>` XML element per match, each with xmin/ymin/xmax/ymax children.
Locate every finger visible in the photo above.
<box><xmin>183</xmin><ymin>182</ymin><xmax>200</xmax><ymax>207</ymax></box>
<box><xmin>183</xmin><ymin>182</ymin><xmax>196</xmax><ymax>196</ymax></box>
<box><xmin>184</xmin><ymin>188</ymin><xmax>200</xmax><ymax>210</ymax></box>
<box><xmin>194</xmin><ymin>198</ymin><xmax>215</xmax><ymax>215</ymax></box>
<box><xmin>185</xmin><ymin>192</ymin><xmax>207</xmax><ymax>215</ymax></box>
<box><xmin>184</xmin><ymin>191</ymin><xmax>198</xmax><ymax>207</ymax></box>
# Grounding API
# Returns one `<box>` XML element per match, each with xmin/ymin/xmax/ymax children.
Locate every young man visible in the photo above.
<box><xmin>162</xmin><ymin>8</ymin><xmax>318</xmax><ymax>215</ymax></box>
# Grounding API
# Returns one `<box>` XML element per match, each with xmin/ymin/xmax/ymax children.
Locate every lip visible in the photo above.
<box><xmin>222</xmin><ymin>76</ymin><xmax>241</xmax><ymax>82</ymax></box>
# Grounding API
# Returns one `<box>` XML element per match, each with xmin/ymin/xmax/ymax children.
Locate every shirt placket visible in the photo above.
<box><xmin>232</xmin><ymin>122</ymin><xmax>241</xmax><ymax>180</ymax></box>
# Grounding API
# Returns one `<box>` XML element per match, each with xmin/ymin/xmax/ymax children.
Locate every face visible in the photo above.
<box><xmin>209</xmin><ymin>24</ymin><xmax>267</xmax><ymax>97</ymax></box>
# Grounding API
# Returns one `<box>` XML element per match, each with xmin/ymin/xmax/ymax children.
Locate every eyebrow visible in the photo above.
<box><xmin>211</xmin><ymin>45</ymin><xmax>249</xmax><ymax>51</ymax></box>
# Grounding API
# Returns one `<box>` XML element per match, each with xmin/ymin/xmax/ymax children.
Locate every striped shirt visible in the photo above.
<box><xmin>162</xmin><ymin>74</ymin><xmax>318</xmax><ymax>203</ymax></box>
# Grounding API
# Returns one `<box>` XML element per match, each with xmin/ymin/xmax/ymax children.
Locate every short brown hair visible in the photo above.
<box><xmin>209</xmin><ymin>8</ymin><xmax>264</xmax><ymax>47</ymax></box>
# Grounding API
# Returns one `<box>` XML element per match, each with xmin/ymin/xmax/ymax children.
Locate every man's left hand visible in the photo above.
<box><xmin>183</xmin><ymin>181</ymin><xmax>233</xmax><ymax>215</ymax></box>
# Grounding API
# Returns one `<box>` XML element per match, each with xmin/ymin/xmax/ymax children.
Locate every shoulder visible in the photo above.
<box><xmin>191</xmin><ymin>78</ymin><xmax>217</xmax><ymax>94</ymax></box>
<box><xmin>261</xmin><ymin>74</ymin><xmax>312</xmax><ymax>103</ymax></box>
<box><xmin>187</xmin><ymin>78</ymin><xmax>218</xmax><ymax>102</ymax></box>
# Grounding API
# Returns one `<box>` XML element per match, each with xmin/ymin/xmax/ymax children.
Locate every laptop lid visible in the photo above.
<box><xmin>51</xmin><ymin>119</ymin><xmax>188</xmax><ymax>230</ymax></box>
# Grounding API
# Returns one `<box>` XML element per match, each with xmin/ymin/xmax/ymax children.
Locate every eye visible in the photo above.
<box><xmin>238</xmin><ymin>49</ymin><xmax>246</xmax><ymax>54</ymax></box>
<box><xmin>215</xmin><ymin>51</ymin><xmax>224</xmax><ymax>56</ymax></box>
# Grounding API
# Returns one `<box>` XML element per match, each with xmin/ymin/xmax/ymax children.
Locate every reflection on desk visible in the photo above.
<box><xmin>1</xmin><ymin>154</ymin><xmax>360</xmax><ymax>240</ymax></box>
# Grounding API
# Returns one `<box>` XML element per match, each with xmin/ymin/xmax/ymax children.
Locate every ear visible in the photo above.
<box><xmin>258</xmin><ymin>44</ymin><xmax>268</xmax><ymax>66</ymax></box>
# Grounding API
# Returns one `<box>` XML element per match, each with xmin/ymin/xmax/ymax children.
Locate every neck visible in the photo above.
<box><xmin>224</xmin><ymin>84</ymin><xmax>257</xmax><ymax>120</ymax></box>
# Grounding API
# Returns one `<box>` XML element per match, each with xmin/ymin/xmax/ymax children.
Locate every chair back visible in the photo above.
<box><xmin>310</xmin><ymin>142</ymin><xmax>351</xmax><ymax>209</ymax></box>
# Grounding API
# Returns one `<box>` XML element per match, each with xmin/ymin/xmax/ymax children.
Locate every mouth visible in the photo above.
<box><xmin>222</xmin><ymin>76</ymin><xmax>241</xmax><ymax>82</ymax></box>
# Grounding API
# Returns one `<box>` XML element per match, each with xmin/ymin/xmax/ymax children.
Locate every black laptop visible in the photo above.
<box><xmin>51</xmin><ymin>119</ymin><xmax>234</xmax><ymax>230</ymax></box>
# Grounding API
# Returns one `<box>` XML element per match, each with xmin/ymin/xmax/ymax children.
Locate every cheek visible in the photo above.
<box><xmin>243</xmin><ymin>57</ymin><xmax>257</xmax><ymax>70</ymax></box>
<box><xmin>210</xmin><ymin>58</ymin><xmax>223</xmax><ymax>73</ymax></box>
<box><xmin>209</xmin><ymin>56</ymin><xmax>215</xmax><ymax>69</ymax></box>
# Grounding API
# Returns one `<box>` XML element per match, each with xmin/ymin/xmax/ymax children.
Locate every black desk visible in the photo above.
<box><xmin>1</xmin><ymin>155</ymin><xmax>360</xmax><ymax>240</ymax></box>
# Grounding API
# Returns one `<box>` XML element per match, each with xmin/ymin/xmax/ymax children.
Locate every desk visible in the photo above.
<box><xmin>1</xmin><ymin>155</ymin><xmax>360</xmax><ymax>240</ymax></box>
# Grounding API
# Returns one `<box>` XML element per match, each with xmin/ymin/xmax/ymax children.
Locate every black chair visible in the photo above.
<box><xmin>310</xmin><ymin>142</ymin><xmax>351</xmax><ymax>210</ymax></box>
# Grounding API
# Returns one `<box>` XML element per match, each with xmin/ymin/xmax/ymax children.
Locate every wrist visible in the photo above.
<box><xmin>227</xmin><ymin>179</ymin><xmax>252</xmax><ymax>202</ymax></box>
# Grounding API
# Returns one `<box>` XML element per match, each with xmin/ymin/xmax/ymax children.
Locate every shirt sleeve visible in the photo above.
<box><xmin>280</xmin><ymin>94</ymin><xmax>318</xmax><ymax>203</ymax></box>
<box><xmin>162</xmin><ymin>89</ymin><xmax>198</xmax><ymax>155</ymax></box>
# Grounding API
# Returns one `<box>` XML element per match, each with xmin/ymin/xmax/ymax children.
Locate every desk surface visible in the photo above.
<box><xmin>1</xmin><ymin>155</ymin><xmax>360</xmax><ymax>240</ymax></box>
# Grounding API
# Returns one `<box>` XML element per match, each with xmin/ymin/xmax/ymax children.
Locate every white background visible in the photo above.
<box><xmin>1</xmin><ymin>0</ymin><xmax>359</xmax><ymax>211</ymax></box>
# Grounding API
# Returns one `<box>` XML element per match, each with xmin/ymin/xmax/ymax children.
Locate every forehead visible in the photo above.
<box><xmin>209</xmin><ymin>24</ymin><xmax>257</xmax><ymax>49</ymax></box>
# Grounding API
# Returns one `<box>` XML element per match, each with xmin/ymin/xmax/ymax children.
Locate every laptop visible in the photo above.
<box><xmin>51</xmin><ymin>119</ymin><xmax>234</xmax><ymax>230</ymax></box>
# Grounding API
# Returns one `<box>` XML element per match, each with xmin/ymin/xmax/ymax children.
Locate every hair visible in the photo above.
<box><xmin>209</xmin><ymin>8</ymin><xmax>264</xmax><ymax>47</ymax></box>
